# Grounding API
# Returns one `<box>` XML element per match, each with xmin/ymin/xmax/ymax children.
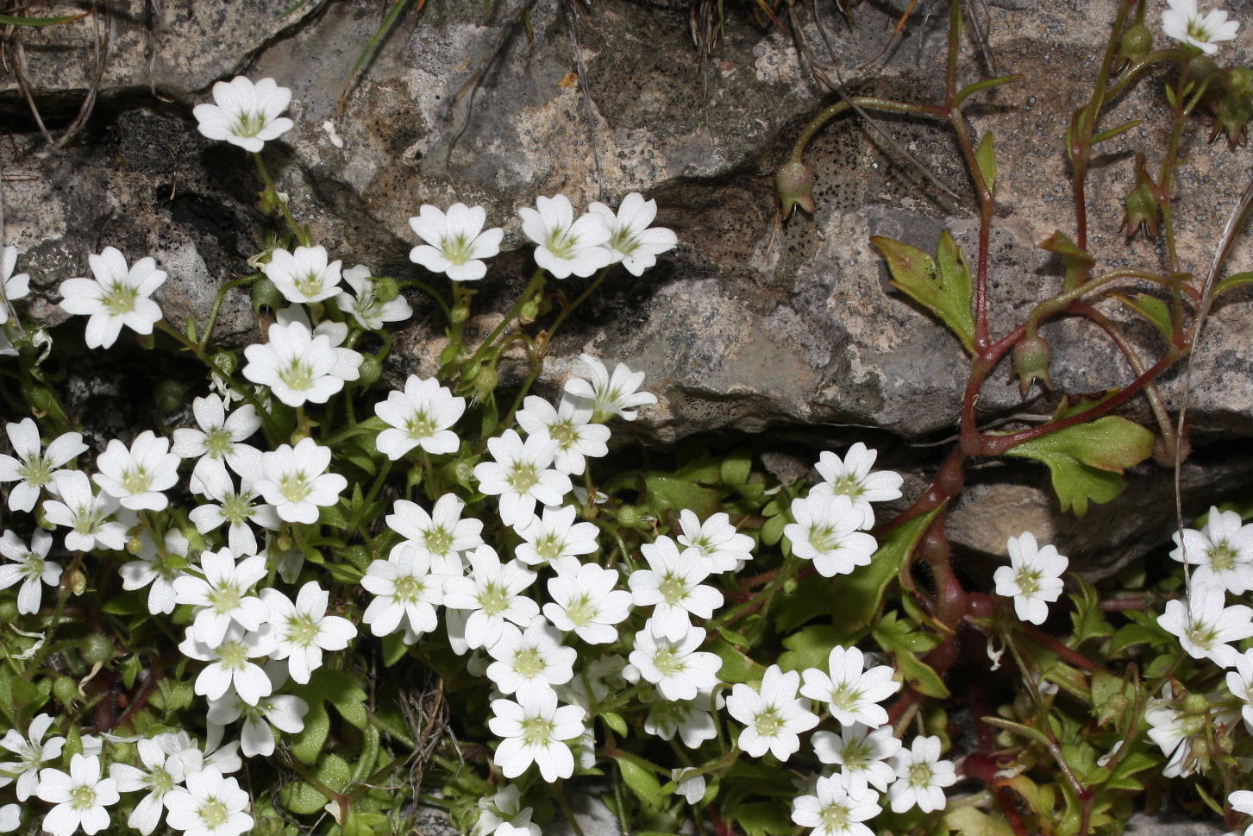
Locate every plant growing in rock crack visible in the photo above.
<box><xmin>0</xmin><ymin>2</ymin><xmax>1249</xmax><ymax>836</ymax></box>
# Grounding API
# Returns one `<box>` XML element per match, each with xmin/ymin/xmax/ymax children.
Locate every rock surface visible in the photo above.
<box><xmin>2</xmin><ymin>0</ymin><xmax>1251</xmax><ymax>578</ymax></box>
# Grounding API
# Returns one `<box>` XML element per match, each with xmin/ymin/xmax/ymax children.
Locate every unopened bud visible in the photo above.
<box><xmin>81</xmin><ymin>633</ymin><xmax>115</xmax><ymax>666</ymax></box>
<box><xmin>28</xmin><ymin>386</ymin><xmax>58</xmax><ymax>418</ymax></box>
<box><xmin>1011</xmin><ymin>335</ymin><xmax>1053</xmax><ymax>396</ymax></box>
<box><xmin>154</xmin><ymin>380</ymin><xmax>187</xmax><ymax>413</ymax></box>
<box><xmin>1122</xmin><ymin>183</ymin><xmax>1160</xmax><ymax>239</ymax></box>
<box><xmin>211</xmin><ymin>351</ymin><xmax>239</xmax><ymax>377</ymax></box>
<box><xmin>1183</xmin><ymin>693</ymin><xmax>1209</xmax><ymax>716</ymax></box>
<box><xmin>1118</xmin><ymin>22</ymin><xmax>1152</xmax><ymax>64</ymax></box>
<box><xmin>373</xmin><ymin>277</ymin><xmax>401</xmax><ymax>303</ymax></box>
<box><xmin>250</xmin><ymin>277</ymin><xmax>284</xmax><ymax>313</ymax></box>
<box><xmin>617</xmin><ymin>506</ymin><xmax>645</xmax><ymax>528</ymax></box>
<box><xmin>66</xmin><ymin>569</ymin><xmax>87</xmax><ymax>597</ymax></box>
<box><xmin>776</xmin><ymin>161</ymin><xmax>817</xmax><ymax>217</ymax></box>
<box><xmin>451</xmin><ymin>303</ymin><xmax>470</xmax><ymax>324</ymax></box>
<box><xmin>53</xmin><ymin>676</ymin><xmax>79</xmax><ymax>708</ymax></box>
<box><xmin>518</xmin><ymin>298</ymin><xmax>540</xmax><ymax>325</ymax></box>
<box><xmin>452</xmin><ymin>458</ymin><xmax>476</xmax><ymax>489</ymax></box>
<box><xmin>472</xmin><ymin>364</ymin><xmax>499</xmax><ymax>400</ymax></box>
<box><xmin>126</xmin><ymin>536</ymin><xmax>144</xmax><ymax>556</ymax></box>
<box><xmin>357</xmin><ymin>355</ymin><xmax>383</xmax><ymax>387</ymax></box>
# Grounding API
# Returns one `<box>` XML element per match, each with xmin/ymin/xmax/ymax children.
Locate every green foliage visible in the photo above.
<box><xmin>871</xmin><ymin>232</ymin><xmax>976</xmax><ymax>354</ymax></box>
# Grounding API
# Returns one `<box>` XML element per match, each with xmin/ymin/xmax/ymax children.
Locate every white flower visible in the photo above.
<box><xmin>784</xmin><ymin>493</ymin><xmax>877</xmax><ymax>577</ymax></box>
<box><xmin>1146</xmin><ymin>686</ymin><xmax>1204</xmax><ymax>778</ymax></box>
<box><xmin>58</xmin><ymin>247</ymin><xmax>165</xmax><ymax>348</ymax></box>
<box><xmin>0</xmin><ymin>418</ymin><xmax>87</xmax><ymax>512</ymax></box>
<box><xmin>0</xmin><ymin>713</ymin><xmax>65</xmax><ymax>800</ymax></box>
<box><xmin>120</xmin><ymin>529</ymin><xmax>189</xmax><ymax>615</ymax></box>
<box><xmin>174</xmin><ymin>548</ymin><xmax>269</xmax><ymax>648</ymax></box>
<box><xmin>261</xmin><ymin>581</ymin><xmax>357</xmax><ymax>684</ymax></box>
<box><xmin>515</xmin><ymin>505</ymin><xmax>599</xmax><ymax>567</ymax></box>
<box><xmin>1230</xmin><ymin>790</ymin><xmax>1253</xmax><ymax>836</ymax></box>
<box><xmin>254</xmin><ymin>438</ymin><xmax>347</xmax><ymax>524</ymax></box>
<box><xmin>519</xmin><ymin>195</ymin><xmax>613</xmax><ymax>279</ymax></box>
<box><xmin>642</xmin><ymin>687</ymin><xmax>720</xmax><ymax>748</ymax></box>
<box><xmin>443</xmin><ymin>546</ymin><xmax>540</xmax><ymax>651</ymax></box>
<box><xmin>677</xmin><ymin>509</ymin><xmax>754</xmax><ymax>573</ymax></box>
<box><xmin>471</xmin><ymin>785</ymin><xmax>540</xmax><ymax>836</ymax></box>
<box><xmin>1161</xmin><ymin>0</ymin><xmax>1240</xmax><ymax>54</ymax></box>
<box><xmin>180</xmin><ymin>623</ymin><xmax>277</xmax><ymax>705</ymax></box>
<box><xmin>887</xmin><ymin>735</ymin><xmax>955</xmax><ymax>814</ymax></box>
<box><xmin>1171</xmin><ymin>507</ymin><xmax>1253</xmax><ymax>596</ymax></box>
<box><xmin>92</xmin><ymin>430</ymin><xmax>180</xmax><ymax>511</ymax></box>
<box><xmin>813</xmin><ymin>724</ymin><xmax>901</xmax><ymax>795</ymax></box>
<box><xmin>563</xmin><ymin>354</ymin><xmax>657</xmax><ymax>422</ymax></box>
<box><xmin>387</xmin><ymin>494</ymin><xmax>482</xmax><ymax>576</ymax></box>
<box><xmin>408</xmin><ymin>203</ymin><xmax>504</xmax><ymax>282</ymax></box>
<box><xmin>791</xmin><ymin>776</ymin><xmax>880</xmax><ymax>836</ymax></box>
<box><xmin>800</xmin><ymin>645</ymin><xmax>901</xmax><ymax>728</ymax></box>
<box><xmin>543</xmin><ymin>559</ymin><xmax>632</xmax><ymax>644</ymax></box>
<box><xmin>362</xmin><ymin>544</ymin><xmax>446</xmax><ymax>643</ymax></box>
<box><xmin>672</xmin><ymin>768</ymin><xmax>706</xmax><ymax>805</ymax></box>
<box><xmin>43</xmin><ymin>469</ymin><xmax>129</xmax><ymax>553</ymax></box>
<box><xmin>172</xmin><ymin>396</ymin><xmax>263</xmax><ymax>486</ymax></box>
<box><xmin>108</xmin><ymin>736</ymin><xmax>197</xmax><ymax>835</ymax></box>
<box><xmin>243</xmin><ymin>319</ymin><xmax>362</xmax><ymax>407</ymax></box>
<box><xmin>1158</xmin><ymin>579</ymin><xmax>1253</xmax><ymax>668</ymax></box>
<box><xmin>1226</xmin><ymin>648</ymin><xmax>1253</xmax><ymax>729</ymax></box>
<box><xmin>0</xmin><ymin>246</ymin><xmax>31</xmax><ymax>325</ymax></box>
<box><xmin>473</xmin><ymin>429</ymin><xmax>572</xmax><ymax>529</ymax></box>
<box><xmin>374</xmin><ymin>375</ymin><xmax>466</xmax><ymax>459</ymax></box>
<box><xmin>193</xmin><ymin>76</ymin><xmax>294</xmax><ymax>152</ymax></box>
<box><xmin>628</xmin><ymin>535</ymin><xmax>724</xmax><ymax>641</ymax></box>
<box><xmin>0</xmin><ymin>804</ymin><xmax>19</xmax><ymax>834</ymax></box>
<box><xmin>587</xmin><ymin>192</ymin><xmax>677</xmax><ymax>276</ymax></box>
<box><xmin>188</xmin><ymin>459</ymin><xmax>279</xmax><ymax>557</ymax></box>
<box><xmin>0</xmin><ymin>529</ymin><xmax>60</xmax><ymax>614</ymax></box>
<box><xmin>163</xmin><ymin>766</ymin><xmax>254</xmax><ymax>836</ymax></box>
<box><xmin>36</xmin><ymin>753</ymin><xmax>118</xmax><ymax>836</ymax></box>
<box><xmin>810</xmin><ymin>443</ymin><xmax>903</xmax><ymax>529</ymax></box>
<box><xmin>515</xmin><ymin>395</ymin><xmax>610</xmax><ymax>476</ymax></box>
<box><xmin>629</xmin><ymin>621</ymin><xmax>722</xmax><ymax>702</ymax></box>
<box><xmin>993</xmin><ymin>532</ymin><xmax>1068</xmax><ymax>625</ymax></box>
<box><xmin>488</xmin><ymin>688</ymin><xmax>586</xmax><ymax>782</ymax></box>
<box><xmin>265</xmin><ymin>245</ymin><xmax>342</xmax><ymax>304</ymax></box>
<box><xmin>486</xmin><ymin>619</ymin><xmax>577</xmax><ymax>699</ymax></box>
<box><xmin>726</xmin><ymin>665</ymin><xmax>818</xmax><ymax>760</ymax></box>
<box><xmin>207</xmin><ymin>669</ymin><xmax>309</xmax><ymax>758</ymax></box>
<box><xmin>336</xmin><ymin>264</ymin><xmax>412</xmax><ymax>329</ymax></box>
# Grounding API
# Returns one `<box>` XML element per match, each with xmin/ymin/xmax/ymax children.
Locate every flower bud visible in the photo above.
<box><xmin>776</xmin><ymin>161</ymin><xmax>817</xmax><ymax>217</ymax></box>
<box><xmin>472</xmin><ymin>364</ymin><xmax>499</xmax><ymax>401</ymax></box>
<box><xmin>617</xmin><ymin>505</ymin><xmax>646</xmax><ymax>528</ymax></box>
<box><xmin>126</xmin><ymin>536</ymin><xmax>144</xmax><ymax>556</ymax></box>
<box><xmin>66</xmin><ymin>568</ymin><xmax>87</xmax><ymax>597</ymax></box>
<box><xmin>373</xmin><ymin>276</ymin><xmax>401</xmax><ymax>302</ymax></box>
<box><xmin>1011</xmin><ymin>335</ymin><xmax>1053</xmax><ymax>396</ymax></box>
<box><xmin>250</xmin><ymin>277</ymin><xmax>284</xmax><ymax>313</ymax></box>
<box><xmin>1122</xmin><ymin>183</ymin><xmax>1160</xmax><ymax>239</ymax></box>
<box><xmin>451</xmin><ymin>303</ymin><xmax>470</xmax><ymax>324</ymax></box>
<box><xmin>1183</xmin><ymin>693</ymin><xmax>1209</xmax><ymax>716</ymax></box>
<box><xmin>452</xmin><ymin>458</ymin><xmax>477</xmax><ymax>489</ymax></box>
<box><xmin>1118</xmin><ymin>22</ymin><xmax>1152</xmax><ymax>64</ymax></box>
<box><xmin>28</xmin><ymin>386</ymin><xmax>59</xmax><ymax>418</ymax></box>
<box><xmin>53</xmin><ymin>676</ymin><xmax>80</xmax><ymax>708</ymax></box>
<box><xmin>439</xmin><ymin>343</ymin><xmax>461</xmax><ymax>366</ymax></box>
<box><xmin>518</xmin><ymin>298</ymin><xmax>541</xmax><ymax>325</ymax></box>
<box><xmin>1211</xmin><ymin>70</ymin><xmax>1252</xmax><ymax>148</ymax></box>
<box><xmin>80</xmin><ymin>633</ymin><xmax>115</xmax><ymax>666</ymax></box>
<box><xmin>211</xmin><ymin>351</ymin><xmax>240</xmax><ymax>377</ymax></box>
<box><xmin>154</xmin><ymin>379</ymin><xmax>187</xmax><ymax>413</ymax></box>
<box><xmin>357</xmin><ymin>355</ymin><xmax>383</xmax><ymax>387</ymax></box>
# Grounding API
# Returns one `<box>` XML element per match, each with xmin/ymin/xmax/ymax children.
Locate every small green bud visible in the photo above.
<box><xmin>126</xmin><ymin>536</ymin><xmax>144</xmax><ymax>556</ymax></box>
<box><xmin>472</xmin><ymin>364</ymin><xmax>499</xmax><ymax>400</ymax></box>
<box><xmin>452</xmin><ymin>458</ymin><xmax>477</xmax><ymax>489</ymax></box>
<box><xmin>66</xmin><ymin>568</ymin><xmax>87</xmax><ymax>597</ymax></box>
<box><xmin>250</xmin><ymin>277</ymin><xmax>285</xmax><ymax>313</ymax></box>
<box><xmin>357</xmin><ymin>355</ymin><xmax>383</xmax><ymax>387</ymax></box>
<box><xmin>81</xmin><ymin>633</ymin><xmax>115</xmax><ymax>666</ymax></box>
<box><xmin>1211</xmin><ymin>74</ymin><xmax>1252</xmax><ymax>148</ymax></box>
<box><xmin>617</xmin><ymin>505</ymin><xmax>645</xmax><ymax>528</ymax></box>
<box><xmin>53</xmin><ymin>676</ymin><xmax>80</xmax><ymax>708</ymax></box>
<box><xmin>373</xmin><ymin>276</ymin><xmax>401</xmax><ymax>303</ymax></box>
<box><xmin>1122</xmin><ymin>183</ymin><xmax>1160</xmax><ymax>239</ymax></box>
<box><xmin>154</xmin><ymin>379</ymin><xmax>188</xmax><ymax>413</ymax></box>
<box><xmin>276</xmin><ymin>533</ymin><xmax>293</xmax><ymax>553</ymax></box>
<box><xmin>518</xmin><ymin>298</ymin><xmax>541</xmax><ymax>325</ymax></box>
<box><xmin>211</xmin><ymin>351</ymin><xmax>240</xmax><ymax>377</ymax></box>
<box><xmin>439</xmin><ymin>343</ymin><xmax>461</xmax><ymax>366</ymax></box>
<box><xmin>1118</xmin><ymin>22</ymin><xmax>1152</xmax><ymax>63</ymax></box>
<box><xmin>451</xmin><ymin>303</ymin><xmax>470</xmax><ymax>324</ymax></box>
<box><xmin>1011</xmin><ymin>335</ymin><xmax>1052</xmax><ymax>396</ymax></box>
<box><xmin>775</xmin><ymin>161</ymin><xmax>817</xmax><ymax>217</ymax></box>
<box><xmin>1183</xmin><ymin>693</ymin><xmax>1209</xmax><ymax>716</ymax></box>
<box><xmin>28</xmin><ymin>386</ymin><xmax>58</xmax><ymax>418</ymax></box>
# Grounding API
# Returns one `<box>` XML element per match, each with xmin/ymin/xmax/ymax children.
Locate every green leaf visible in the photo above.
<box><xmin>281</xmin><ymin>781</ymin><xmax>329</xmax><ymax>815</ymax></box>
<box><xmin>643</xmin><ymin>474</ymin><xmax>723</xmax><ymax>518</ymax></box>
<box><xmin>710</xmin><ymin>637</ymin><xmax>761</xmax><ymax>684</ymax></box>
<box><xmin>732</xmin><ymin>802</ymin><xmax>792</xmax><ymax>836</ymax></box>
<box><xmin>983</xmin><ymin>716</ymin><xmax>1053</xmax><ymax>749</ymax></box>
<box><xmin>319</xmin><ymin>500</ymin><xmax>351</xmax><ymax>529</ymax></box>
<box><xmin>872</xmin><ymin>234</ymin><xmax>975</xmax><ymax>354</ymax></box>
<box><xmin>1069</xmin><ymin>576</ymin><xmax>1114</xmax><ymax>644</ymax></box>
<box><xmin>1040</xmin><ymin>231</ymin><xmax>1094</xmax><ymax>290</ymax></box>
<box><xmin>872</xmin><ymin>611</ymin><xmax>941</xmax><ymax>654</ymax></box>
<box><xmin>614</xmin><ymin>753</ymin><xmax>666</xmax><ymax>812</ymax></box>
<box><xmin>779</xmin><ymin>624</ymin><xmax>843</xmax><ymax>673</ymax></box>
<box><xmin>1091</xmin><ymin>119</ymin><xmax>1143</xmax><ymax>144</ymax></box>
<box><xmin>601</xmin><ymin>712</ymin><xmax>628</xmax><ymax>737</ymax></box>
<box><xmin>719</xmin><ymin>449</ymin><xmax>753</xmax><ymax>486</ymax></box>
<box><xmin>307</xmin><ymin>670</ymin><xmax>369</xmax><ymax>729</ymax></box>
<box><xmin>1109</xmin><ymin>622</ymin><xmax>1172</xmax><ymax>654</ymax></box>
<box><xmin>896</xmin><ymin>650</ymin><xmax>950</xmax><ymax>698</ymax></box>
<box><xmin>290</xmin><ymin>701</ymin><xmax>330</xmax><ymax>765</ymax></box>
<box><xmin>760</xmin><ymin>513</ymin><xmax>787</xmax><ymax>547</ymax></box>
<box><xmin>975</xmin><ymin>132</ymin><xmax>997</xmax><ymax>192</ymax></box>
<box><xmin>1003</xmin><ymin>416</ymin><xmax>1155</xmax><ymax>515</ymax></box>
<box><xmin>1215</xmin><ymin>271</ymin><xmax>1253</xmax><ymax>298</ymax></box>
<box><xmin>943</xmin><ymin>806</ymin><xmax>1016</xmax><ymax>836</ymax></box>
<box><xmin>953</xmin><ymin>74</ymin><xmax>1022</xmax><ymax>106</ymax></box>
<box><xmin>1114</xmin><ymin>293</ymin><xmax>1173</xmax><ymax>340</ymax></box>
<box><xmin>381</xmin><ymin>632</ymin><xmax>409</xmax><ymax>667</ymax></box>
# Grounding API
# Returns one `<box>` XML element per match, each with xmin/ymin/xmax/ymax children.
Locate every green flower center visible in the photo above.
<box><xmin>479</xmin><ymin>582</ymin><xmax>511</xmax><ymax>616</ymax></box>
<box><xmin>608</xmin><ymin>226</ymin><xmax>640</xmax><ymax>257</ymax></box>
<box><xmin>1186</xmin><ymin>19</ymin><xmax>1214</xmax><ymax>42</ymax></box>
<box><xmin>204</xmin><ymin>427</ymin><xmax>234</xmax><ymax>458</ymax></box>
<box><xmin>423</xmin><ymin>528</ymin><xmax>454</xmax><ymax>555</ymax></box>
<box><xmin>440</xmin><ymin>233</ymin><xmax>475</xmax><ymax>266</ymax></box>
<box><xmin>536</xmin><ymin>534</ymin><xmax>566</xmax><ymax>562</ymax></box>
<box><xmin>658</xmin><ymin>573</ymin><xmax>688</xmax><ymax>605</ymax></box>
<box><xmin>394</xmin><ymin>574</ymin><xmax>426</xmax><ymax>602</ymax></box>
<box><xmin>294</xmin><ymin>272</ymin><xmax>325</xmax><ymax>299</ymax></box>
<box><xmin>218</xmin><ymin>640</ymin><xmax>248</xmax><ymax>670</ymax></box>
<box><xmin>652</xmin><ymin>646</ymin><xmax>687</xmax><ymax>677</ymax></box>
<box><xmin>808</xmin><ymin>525</ymin><xmax>840</xmax><ymax>555</ymax></box>
<box><xmin>842</xmin><ymin>738</ymin><xmax>872</xmax><ymax>770</ymax></box>
<box><xmin>150</xmin><ymin>767</ymin><xmax>175</xmax><ymax>796</ymax></box>
<box><xmin>72</xmin><ymin>502</ymin><xmax>107</xmax><ymax>535</ymax></box>
<box><xmin>520</xmin><ymin>716</ymin><xmax>556</xmax><ymax>746</ymax></box>
<box><xmin>287</xmin><ymin>613</ymin><xmax>322</xmax><ymax>648</ymax></box>
<box><xmin>209</xmin><ymin>583</ymin><xmax>243</xmax><ymax>615</ymax></box>
<box><xmin>220</xmin><ymin>493</ymin><xmax>253</xmax><ymax>526</ymax></box>
<box><xmin>508</xmin><ymin>463</ymin><xmax>539</xmax><ymax>493</ymax></box>
<box><xmin>549</xmin><ymin>421</ymin><xmax>579</xmax><ymax>449</ymax></box>
<box><xmin>405</xmin><ymin>411</ymin><xmax>438</xmax><ymax>440</ymax></box>
<box><xmin>70</xmin><ymin>784</ymin><xmax>98</xmax><ymax>811</ymax></box>
<box><xmin>1210</xmin><ymin>542</ymin><xmax>1238</xmax><ymax>573</ymax></box>
<box><xmin>753</xmin><ymin>707</ymin><xmax>784</xmax><ymax>737</ymax></box>
<box><xmin>831</xmin><ymin>474</ymin><xmax>865</xmax><ymax>500</ymax></box>
<box><xmin>820</xmin><ymin>803</ymin><xmax>851</xmax><ymax>831</ymax></box>
<box><xmin>18</xmin><ymin>456</ymin><xmax>52</xmax><ymax>487</ymax></box>
<box><xmin>102</xmin><ymin>282</ymin><xmax>140</xmax><ymax>316</ymax></box>
<box><xmin>278</xmin><ymin>359</ymin><xmax>315</xmax><ymax>392</ymax></box>
<box><xmin>830</xmin><ymin>683</ymin><xmax>864</xmax><ymax>713</ymax></box>
<box><xmin>1016</xmin><ymin>568</ymin><xmax>1042</xmax><ymax>598</ymax></box>
<box><xmin>279</xmin><ymin>473</ymin><xmax>312</xmax><ymax>503</ymax></box>
<box><xmin>564</xmin><ymin>595</ymin><xmax>597</xmax><ymax>627</ymax></box>
<box><xmin>121</xmin><ymin>466</ymin><xmax>152</xmax><ymax>496</ymax></box>
<box><xmin>513</xmin><ymin>647</ymin><xmax>547</xmax><ymax>678</ymax></box>
<box><xmin>908</xmin><ymin>761</ymin><xmax>934</xmax><ymax>788</ymax></box>
<box><xmin>21</xmin><ymin>553</ymin><xmax>45</xmax><ymax>582</ymax></box>
<box><xmin>198</xmin><ymin>797</ymin><xmax>231</xmax><ymax>829</ymax></box>
<box><xmin>544</xmin><ymin>228</ymin><xmax>580</xmax><ymax>260</ymax></box>
<box><xmin>232</xmin><ymin>111</ymin><xmax>266</xmax><ymax>138</ymax></box>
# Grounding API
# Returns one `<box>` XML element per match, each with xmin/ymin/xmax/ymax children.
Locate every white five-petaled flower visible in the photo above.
<box><xmin>188</xmin><ymin>459</ymin><xmax>280</xmax><ymax>557</ymax></box>
<box><xmin>726</xmin><ymin>665</ymin><xmax>819</xmax><ymax>761</ymax></box>
<box><xmin>488</xmin><ymin>688</ymin><xmax>586</xmax><ymax>782</ymax></box>
<box><xmin>543</xmin><ymin>559</ymin><xmax>632</xmax><ymax>644</ymax></box>
<box><xmin>43</xmin><ymin>469</ymin><xmax>128</xmax><ymax>553</ymax></box>
<box><xmin>519</xmin><ymin>195</ymin><xmax>613</xmax><ymax>279</ymax></box>
<box><xmin>643</xmin><ymin>689</ymin><xmax>720</xmax><ymax>748</ymax></box>
<box><xmin>36</xmin><ymin>753</ymin><xmax>119</xmax><ymax>836</ymax></box>
<box><xmin>629</xmin><ymin>620</ymin><xmax>723</xmax><ymax>702</ymax></box>
<box><xmin>261</xmin><ymin>581</ymin><xmax>357</xmax><ymax>683</ymax></box>
<box><xmin>0</xmin><ymin>246</ymin><xmax>30</xmax><ymax>324</ymax></box>
<box><xmin>362</xmin><ymin>544</ymin><xmax>446</xmax><ymax>644</ymax></box>
<box><xmin>206</xmin><ymin>667</ymin><xmax>309</xmax><ymax>758</ymax></box>
<box><xmin>785</xmin><ymin>493</ymin><xmax>878</xmax><ymax>578</ymax></box>
<box><xmin>0</xmin><ymin>713</ymin><xmax>65</xmax><ymax>800</ymax></box>
<box><xmin>629</xmin><ymin>535</ymin><xmax>723</xmax><ymax>640</ymax></box>
<box><xmin>162</xmin><ymin>765</ymin><xmax>255</xmax><ymax>836</ymax></box>
<box><xmin>1161</xmin><ymin>0</ymin><xmax>1240</xmax><ymax>55</ymax></box>
<box><xmin>473</xmin><ymin>429</ymin><xmax>572</xmax><ymax>529</ymax></box>
<box><xmin>92</xmin><ymin>430</ymin><xmax>180</xmax><ymax>511</ymax></box>
<box><xmin>677</xmin><ymin>509</ymin><xmax>755</xmax><ymax>573</ymax></box>
<box><xmin>374</xmin><ymin>375</ymin><xmax>466</xmax><ymax>459</ymax></box>
<box><xmin>58</xmin><ymin>247</ymin><xmax>165</xmax><ymax>349</ymax></box>
<box><xmin>801</xmin><ymin>645</ymin><xmax>901</xmax><ymax>728</ymax></box>
<box><xmin>336</xmin><ymin>264</ymin><xmax>412</xmax><ymax>329</ymax></box>
<box><xmin>443</xmin><ymin>546</ymin><xmax>540</xmax><ymax>651</ymax></box>
<box><xmin>563</xmin><ymin>354</ymin><xmax>657</xmax><ymax>422</ymax></box>
<box><xmin>387</xmin><ymin>494</ymin><xmax>483</xmax><ymax>576</ymax></box>
<box><xmin>471</xmin><ymin>785</ymin><xmax>540</xmax><ymax>836</ymax></box>
<box><xmin>1171</xmin><ymin>507</ymin><xmax>1253</xmax><ymax>596</ymax></box>
<box><xmin>515</xmin><ymin>505</ymin><xmax>599</xmax><ymax>567</ymax></box>
<box><xmin>791</xmin><ymin>776</ymin><xmax>881</xmax><ymax>836</ymax></box>
<box><xmin>120</xmin><ymin>529</ymin><xmax>189</xmax><ymax>615</ymax></box>
<box><xmin>1230</xmin><ymin>790</ymin><xmax>1253</xmax><ymax>836</ymax></box>
<box><xmin>264</xmin><ymin>245</ymin><xmax>342</xmax><ymax>304</ymax></box>
<box><xmin>172</xmin><ymin>395</ymin><xmax>263</xmax><ymax>487</ymax></box>
<box><xmin>174</xmin><ymin>548</ymin><xmax>269</xmax><ymax>648</ymax></box>
<box><xmin>1145</xmin><ymin>684</ymin><xmax>1204</xmax><ymax>778</ymax></box>
<box><xmin>486</xmin><ymin>619</ymin><xmax>577</xmax><ymax>700</ymax></box>
<box><xmin>515</xmin><ymin>394</ymin><xmax>610</xmax><ymax>476</ymax></box>
<box><xmin>586</xmin><ymin>192</ymin><xmax>677</xmax><ymax>276</ymax></box>
<box><xmin>243</xmin><ymin>319</ymin><xmax>363</xmax><ymax>407</ymax></box>
<box><xmin>887</xmin><ymin>735</ymin><xmax>956</xmax><ymax>814</ymax></box>
<box><xmin>810</xmin><ymin>443</ymin><xmax>903</xmax><ymax>529</ymax></box>
<box><xmin>254</xmin><ymin>438</ymin><xmax>347</xmax><ymax>524</ymax></box>
<box><xmin>180</xmin><ymin>623</ymin><xmax>277</xmax><ymax>705</ymax></box>
<box><xmin>0</xmin><ymin>418</ymin><xmax>88</xmax><ymax>512</ymax></box>
<box><xmin>813</xmin><ymin>724</ymin><xmax>902</xmax><ymax>795</ymax></box>
<box><xmin>1226</xmin><ymin>648</ymin><xmax>1253</xmax><ymax>730</ymax></box>
<box><xmin>408</xmin><ymin>203</ymin><xmax>504</xmax><ymax>281</ymax></box>
<box><xmin>993</xmin><ymin>532</ymin><xmax>1069</xmax><ymax>626</ymax></box>
<box><xmin>0</xmin><ymin>528</ymin><xmax>60</xmax><ymax>614</ymax></box>
<box><xmin>193</xmin><ymin>76</ymin><xmax>294</xmax><ymax>152</ymax></box>
<box><xmin>1158</xmin><ymin>579</ymin><xmax>1253</xmax><ymax>668</ymax></box>
<box><xmin>108</xmin><ymin>736</ymin><xmax>197</xmax><ymax>835</ymax></box>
